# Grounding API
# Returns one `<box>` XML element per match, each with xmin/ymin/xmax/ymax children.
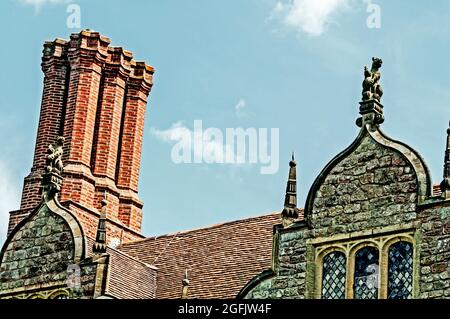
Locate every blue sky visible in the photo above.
<box><xmin>0</xmin><ymin>0</ymin><xmax>449</xmax><ymax>242</ymax></box>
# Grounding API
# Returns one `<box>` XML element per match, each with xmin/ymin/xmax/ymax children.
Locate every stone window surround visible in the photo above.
<box><xmin>309</xmin><ymin>223</ymin><xmax>419</xmax><ymax>299</ymax></box>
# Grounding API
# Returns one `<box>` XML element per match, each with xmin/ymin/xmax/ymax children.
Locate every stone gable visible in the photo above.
<box><xmin>310</xmin><ymin>132</ymin><xmax>417</xmax><ymax>233</ymax></box>
<box><xmin>242</xmin><ymin>124</ymin><xmax>449</xmax><ymax>299</ymax></box>
<box><xmin>0</xmin><ymin>204</ymin><xmax>74</xmax><ymax>292</ymax></box>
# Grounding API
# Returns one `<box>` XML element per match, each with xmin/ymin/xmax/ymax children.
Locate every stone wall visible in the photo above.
<box><xmin>0</xmin><ymin>204</ymin><xmax>75</xmax><ymax>293</ymax></box>
<box><xmin>0</xmin><ymin>202</ymin><xmax>106</xmax><ymax>299</ymax></box>
<box><xmin>244</xmin><ymin>129</ymin><xmax>449</xmax><ymax>299</ymax></box>
<box><xmin>310</xmin><ymin>133</ymin><xmax>417</xmax><ymax>232</ymax></box>
<box><xmin>245</xmin><ymin>228</ymin><xmax>309</xmax><ymax>299</ymax></box>
<box><xmin>417</xmin><ymin>204</ymin><xmax>450</xmax><ymax>298</ymax></box>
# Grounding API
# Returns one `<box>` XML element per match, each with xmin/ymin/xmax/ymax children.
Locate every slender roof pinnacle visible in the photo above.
<box><xmin>282</xmin><ymin>154</ymin><xmax>299</xmax><ymax>223</ymax></box>
<box><xmin>93</xmin><ymin>191</ymin><xmax>108</xmax><ymax>254</ymax></box>
<box><xmin>440</xmin><ymin>120</ymin><xmax>450</xmax><ymax>194</ymax></box>
<box><xmin>181</xmin><ymin>269</ymin><xmax>190</xmax><ymax>299</ymax></box>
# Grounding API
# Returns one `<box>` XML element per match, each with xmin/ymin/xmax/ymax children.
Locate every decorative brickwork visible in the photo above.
<box><xmin>20</xmin><ymin>39</ymin><xmax>69</xmax><ymax>211</ymax></box>
<box><xmin>11</xmin><ymin>30</ymin><xmax>154</xmax><ymax>243</ymax></box>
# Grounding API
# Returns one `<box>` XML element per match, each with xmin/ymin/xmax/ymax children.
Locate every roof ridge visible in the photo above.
<box><xmin>119</xmin><ymin>211</ymin><xmax>289</xmax><ymax>246</ymax></box>
<box><xmin>151</xmin><ymin>232</ymin><xmax>181</xmax><ymax>264</ymax></box>
<box><xmin>108</xmin><ymin>246</ymin><xmax>157</xmax><ymax>270</ymax></box>
<box><xmin>86</xmin><ymin>236</ymin><xmax>157</xmax><ymax>270</ymax></box>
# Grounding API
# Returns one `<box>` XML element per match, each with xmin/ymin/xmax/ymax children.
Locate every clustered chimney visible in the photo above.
<box><xmin>13</xmin><ymin>30</ymin><xmax>154</xmax><ymax>242</ymax></box>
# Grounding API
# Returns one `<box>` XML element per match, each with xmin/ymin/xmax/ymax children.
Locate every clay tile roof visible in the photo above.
<box><xmin>86</xmin><ymin>237</ymin><xmax>157</xmax><ymax>299</ymax></box>
<box><xmin>118</xmin><ymin>212</ymin><xmax>299</xmax><ymax>299</ymax></box>
<box><xmin>433</xmin><ymin>184</ymin><xmax>442</xmax><ymax>197</ymax></box>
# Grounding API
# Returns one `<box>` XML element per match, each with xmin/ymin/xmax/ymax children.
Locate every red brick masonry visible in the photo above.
<box><xmin>12</xmin><ymin>30</ymin><xmax>154</xmax><ymax>244</ymax></box>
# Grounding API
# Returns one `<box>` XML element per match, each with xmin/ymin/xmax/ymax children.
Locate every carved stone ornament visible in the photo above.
<box><xmin>45</xmin><ymin>136</ymin><xmax>65</xmax><ymax>175</ymax></box>
<box><xmin>42</xmin><ymin>136</ymin><xmax>65</xmax><ymax>200</ymax></box>
<box><xmin>356</xmin><ymin>57</ymin><xmax>385</xmax><ymax>128</ymax></box>
<box><xmin>362</xmin><ymin>57</ymin><xmax>383</xmax><ymax>102</ymax></box>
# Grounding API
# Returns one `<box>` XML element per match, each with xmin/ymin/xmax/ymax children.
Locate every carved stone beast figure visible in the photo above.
<box><xmin>362</xmin><ymin>57</ymin><xmax>383</xmax><ymax>102</ymax></box>
<box><xmin>45</xmin><ymin>136</ymin><xmax>65</xmax><ymax>175</ymax></box>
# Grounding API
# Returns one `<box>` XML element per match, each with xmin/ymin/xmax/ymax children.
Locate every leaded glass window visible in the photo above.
<box><xmin>354</xmin><ymin>246</ymin><xmax>379</xmax><ymax>299</ymax></box>
<box><xmin>388</xmin><ymin>241</ymin><xmax>413</xmax><ymax>299</ymax></box>
<box><xmin>322</xmin><ymin>251</ymin><xmax>346</xmax><ymax>299</ymax></box>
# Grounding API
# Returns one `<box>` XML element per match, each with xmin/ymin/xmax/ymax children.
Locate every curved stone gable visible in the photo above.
<box><xmin>241</xmin><ymin>124</ymin><xmax>435</xmax><ymax>299</ymax></box>
<box><xmin>310</xmin><ymin>130</ymin><xmax>417</xmax><ymax>231</ymax></box>
<box><xmin>0</xmin><ymin>199</ymin><xmax>85</xmax><ymax>295</ymax></box>
<box><xmin>305</xmin><ymin>125</ymin><xmax>432</xmax><ymax>228</ymax></box>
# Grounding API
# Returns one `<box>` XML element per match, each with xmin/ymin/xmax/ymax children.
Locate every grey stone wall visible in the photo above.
<box><xmin>245</xmin><ymin>230</ymin><xmax>309</xmax><ymax>299</ymax></box>
<box><xmin>78</xmin><ymin>261</ymin><xmax>98</xmax><ymax>298</ymax></box>
<box><xmin>417</xmin><ymin>204</ymin><xmax>450</xmax><ymax>298</ymax></box>
<box><xmin>0</xmin><ymin>203</ymin><xmax>100</xmax><ymax>299</ymax></box>
<box><xmin>310</xmin><ymin>133</ymin><xmax>417</xmax><ymax>232</ymax></box>
<box><xmin>0</xmin><ymin>204</ymin><xmax>74</xmax><ymax>292</ymax></box>
<box><xmin>245</xmin><ymin>132</ymin><xmax>449</xmax><ymax>299</ymax></box>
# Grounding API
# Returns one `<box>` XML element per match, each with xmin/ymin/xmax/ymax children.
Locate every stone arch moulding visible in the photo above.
<box><xmin>316</xmin><ymin>245</ymin><xmax>347</xmax><ymax>262</ymax></box>
<box><xmin>46</xmin><ymin>198</ymin><xmax>86</xmax><ymax>262</ymax></box>
<box><xmin>236</xmin><ymin>269</ymin><xmax>275</xmax><ymax>299</ymax></box>
<box><xmin>315</xmin><ymin>247</ymin><xmax>348</xmax><ymax>299</ymax></box>
<box><xmin>0</xmin><ymin>197</ymin><xmax>86</xmax><ymax>265</ymax></box>
<box><xmin>304</xmin><ymin>123</ymin><xmax>432</xmax><ymax>223</ymax></box>
<box><xmin>48</xmin><ymin>289</ymin><xmax>70</xmax><ymax>299</ymax></box>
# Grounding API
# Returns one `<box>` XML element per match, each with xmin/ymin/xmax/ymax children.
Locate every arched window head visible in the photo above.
<box><xmin>322</xmin><ymin>251</ymin><xmax>346</xmax><ymax>299</ymax></box>
<box><xmin>354</xmin><ymin>246</ymin><xmax>379</xmax><ymax>299</ymax></box>
<box><xmin>388</xmin><ymin>241</ymin><xmax>413</xmax><ymax>299</ymax></box>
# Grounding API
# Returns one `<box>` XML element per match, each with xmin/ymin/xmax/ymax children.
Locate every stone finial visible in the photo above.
<box><xmin>440</xmin><ymin>120</ymin><xmax>450</xmax><ymax>196</ymax></box>
<box><xmin>282</xmin><ymin>153</ymin><xmax>299</xmax><ymax>227</ymax></box>
<box><xmin>356</xmin><ymin>57</ymin><xmax>385</xmax><ymax>128</ymax></box>
<box><xmin>42</xmin><ymin>136</ymin><xmax>65</xmax><ymax>200</ymax></box>
<box><xmin>93</xmin><ymin>192</ymin><xmax>108</xmax><ymax>254</ymax></box>
<box><xmin>362</xmin><ymin>57</ymin><xmax>383</xmax><ymax>102</ymax></box>
<box><xmin>45</xmin><ymin>136</ymin><xmax>65</xmax><ymax>175</ymax></box>
<box><xmin>181</xmin><ymin>270</ymin><xmax>190</xmax><ymax>299</ymax></box>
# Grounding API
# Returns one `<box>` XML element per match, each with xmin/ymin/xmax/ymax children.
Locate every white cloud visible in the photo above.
<box><xmin>150</xmin><ymin>122</ymin><xmax>246</xmax><ymax>164</ymax></box>
<box><xmin>151</xmin><ymin>122</ymin><xmax>279</xmax><ymax>174</ymax></box>
<box><xmin>150</xmin><ymin>121</ymin><xmax>191</xmax><ymax>143</ymax></box>
<box><xmin>0</xmin><ymin>161</ymin><xmax>20</xmax><ymax>245</ymax></box>
<box><xmin>18</xmin><ymin>0</ymin><xmax>70</xmax><ymax>13</ymax></box>
<box><xmin>273</xmin><ymin>1</ymin><xmax>285</xmax><ymax>13</ymax></box>
<box><xmin>235</xmin><ymin>99</ymin><xmax>246</xmax><ymax>111</ymax></box>
<box><xmin>272</xmin><ymin>0</ymin><xmax>352</xmax><ymax>37</ymax></box>
<box><xmin>235</xmin><ymin>98</ymin><xmax>248</xmax><ymax>118</ymax></box>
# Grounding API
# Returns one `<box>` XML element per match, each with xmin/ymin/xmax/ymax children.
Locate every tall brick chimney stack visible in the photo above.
<box><xmin>10</xmin><ymin>30</ymin><xmax>154</xmax><ymax>244</ymax></box>
<box><xmin>20</xmin><ymin>38</ymin><xmax>70</xmax><ymax>211</ymax></box>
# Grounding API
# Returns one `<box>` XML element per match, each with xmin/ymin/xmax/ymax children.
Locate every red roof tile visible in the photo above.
<box><xmin>86</xmin><ymin>237</ymin><xmax>157</xmax><ymax>299</ymax></box>
<box><xmin>433</xmin><ymin>184</ymin><xmax>442</xmax><ymax>197</ymax></box>
<box><xmin>118</xmin><ymin>212</ymin><xmax>287</xmax><ymax>299</ymax></box>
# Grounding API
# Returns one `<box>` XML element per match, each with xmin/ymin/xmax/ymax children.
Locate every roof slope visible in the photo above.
<box><xmin>433</xmin><ymin>184</ymin><xmax>442</xmax><ymax>197</ymax></box>
<box><xmin>118</xmin><ymin>213</ymin><xmax>285</xmax><ymax>299</ymax></box>
<box><xmin>86</xmin><ymin>237</ymin><xmax>157</xmax><ymax>299</ymax></box>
